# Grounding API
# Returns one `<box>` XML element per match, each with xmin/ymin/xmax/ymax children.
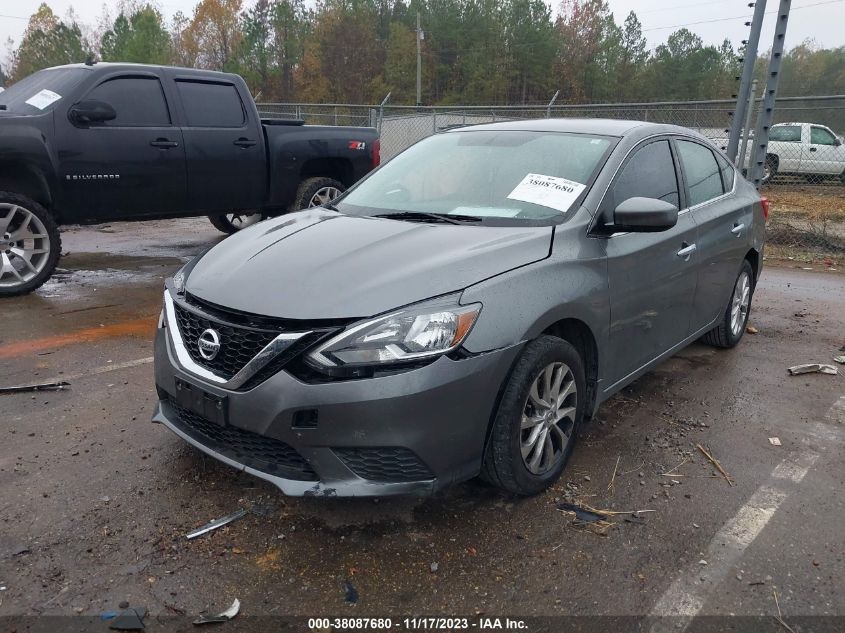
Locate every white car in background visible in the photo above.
<box><xmin>759</xmin><ymin>122</ymin><xmax>845</xmax><ymax>183</ymax></box>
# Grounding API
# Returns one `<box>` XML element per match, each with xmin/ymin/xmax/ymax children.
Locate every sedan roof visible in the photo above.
<box><xmin>450</xmin><ymin>117</ymin><xmax>701</xmax><ymax>141</ymax></box>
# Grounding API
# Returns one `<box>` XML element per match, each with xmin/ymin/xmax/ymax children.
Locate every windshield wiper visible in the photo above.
<box><xmin>373</xmin><ymin>211</ymin><xmax>482</xmax><ymax>224</ymax></box>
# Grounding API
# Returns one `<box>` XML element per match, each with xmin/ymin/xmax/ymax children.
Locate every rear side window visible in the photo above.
<box><xmin>611</xmin><ymin>140</ymin><xmax>679</xmax><ymax>209</ymax></box>
<box><xmin>86</xmin><ymin>76</ymin><xmax>170</xmax><ymax>126</ymax></box>
<box><xmin>677</xmin><ymin>140</ymin><xmax>723</xmax><ymax>206</ymax></box>
<box><xmin>810</xmin><ymin>126</ymin><xmax>837</xmax><ymax>145</ymax></box>
<box><xmin>714</xmin><ymin>151</ymin><xmax>735</xmax><ymax>192</ymax></box>
<box><xmin>176</xmin><ymin>81</ymin><xmax>245</xmax><ymax>127</ymax></box>
<box><xmin>769</xmin><ymin>126</ymin><xmax>801</xmax><ymax>142</ymax></box>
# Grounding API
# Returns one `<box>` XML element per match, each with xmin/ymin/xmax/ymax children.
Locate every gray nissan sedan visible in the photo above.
<box><xmin>152</xmin><ymin>119</ymin><xmax>766</xmax><ymax>497</ymax></box>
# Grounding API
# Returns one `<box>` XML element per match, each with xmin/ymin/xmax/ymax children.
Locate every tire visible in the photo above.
<box><xmin>761</xmin><ymin>156</ymin><xmax>778</xmax><ymax>184</ymax></box>
<box><xmin>701</xmin><ymin>260</ymin><xmax>755</xmax><ymax>349</ymax></box>
<box><xmin>207</xmin><ymin>212</ymin><xmax>265</xmax><ymax>234</ymax></box>
<box><xmin>481</xmin><ymin>335</ymin><xmax>586</xmax><ymax>496</ymax></box>
<box><xmin>0</xmin><ymin>192</ymin><xmax>61</xmax><ymax>297</ymax></box>
<box><xmin>292</xmin><ymin>177</ymin><xmax>345</xmax><ymax>211</ymax></box>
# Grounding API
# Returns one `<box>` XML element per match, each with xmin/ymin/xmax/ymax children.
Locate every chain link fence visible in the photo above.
<box><xmin>257</xmin><ymin>96</ymin><xmax>845</xmax><ymax>268</ymax></box>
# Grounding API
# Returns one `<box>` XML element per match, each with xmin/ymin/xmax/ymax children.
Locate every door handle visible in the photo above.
<box><xmin>234</xmin><ymin>138</ymin><xmax>257</xmax><ymax>148</ymax></box>
<box><xmin>150</xmin><ymin>138</ymin><xmax>179</xmax><ymax>149</ymax></box>
<box><xmin>809</xmin><ymin>147</ymin><xmax>817</xmax><ymax>152</ymax></box>
<box><xmin>731</xmin><ymin>223</ymin><xmax>745</xmax><ymax>237</ymax></box>
<box><xmin>676</xmin><ymin>243</ymin><xmax>697</xmax><ymax>260</ymax></box>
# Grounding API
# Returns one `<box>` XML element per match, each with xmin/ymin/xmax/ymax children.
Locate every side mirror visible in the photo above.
<box><xmin>835</xmin><ymin>136</ymin><xmax>843</xmax><ymax>147</ymax></box>
<box><xmin>612</xmin><ymin>197</ymin><xmax>679</xmax><ymax>232</ymax></box>
<box><xmin>69</xmin><ymin>100</ymin><xmax>116</xmax><ymax>125</ymax></box>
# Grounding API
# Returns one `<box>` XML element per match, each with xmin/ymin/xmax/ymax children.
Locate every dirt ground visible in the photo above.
<box><xmin>1</xmin><ymin>219</ymin><xmax>844</xmax><ymax>631</ymax></box>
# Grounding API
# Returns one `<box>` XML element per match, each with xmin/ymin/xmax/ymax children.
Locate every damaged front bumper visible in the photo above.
<box><xmin>152</xmin><ymin>309</ymin><xmax>522</xmax><ymax>497</ymax></box>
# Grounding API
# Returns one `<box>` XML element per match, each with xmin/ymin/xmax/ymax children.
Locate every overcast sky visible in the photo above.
<box><xmin>1</xmin><ymin>0</ymin><xmax>843</xmax><ymax>59</ymax></box>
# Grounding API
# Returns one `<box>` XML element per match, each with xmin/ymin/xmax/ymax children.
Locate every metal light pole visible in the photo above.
<box><xmin>416</xmin><ymin>12</ymin><xmax>423</xmax><ymax>107</ymax></box>
<box><xmin>727</xmin><ymin>0</ymin><xmax>767</xmax><ymax>164</ymax></box>
<box><xmin>738</xmin><ymin>79</ymin><xmax>758</xmax><ymax>171</ymax></box>
<box><xmin>749</xmin><ymin>0</ymin><xmax>792</xmax><ymax>188</ymax></box>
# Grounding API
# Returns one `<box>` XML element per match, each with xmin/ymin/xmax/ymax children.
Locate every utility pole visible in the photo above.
<box><xmin>727</xmin><ymin>0</ymin><xmax>767</xmax><ymax>164</ymax></box>
<box><xmin>416</xmin><ymin>12</ymin><xmax>423</xmax><ymax>107</ymax></box>
<box><xmin>748</xmin><ymin>0</ymin><xmax>792</xmax><ymax>188</ymax></box>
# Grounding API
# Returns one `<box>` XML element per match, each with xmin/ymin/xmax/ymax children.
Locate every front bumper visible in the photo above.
<box><xmin>153</xmin><ymin>319</ymin><xmax>522</xmax><ymax>497</ymax></box>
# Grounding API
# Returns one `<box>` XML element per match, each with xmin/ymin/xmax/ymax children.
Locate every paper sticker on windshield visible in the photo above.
<box><xmin>25</xmin><ymin>89</ymin><xmax>62</xmax><ymax>110</ymax></box>
<box><xmin>506</xmin><ymin>173</ymin><xmax>585</xmax><ymax>214</ymax></box>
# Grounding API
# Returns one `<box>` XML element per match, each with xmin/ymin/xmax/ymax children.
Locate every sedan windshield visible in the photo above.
<box><xmin>0</xmin><ymin>68</ymin><xmax>89</xmax><ymax>115</ymax></box>
<box><xmin>337</xmin><ymin>130</ymin><xmax>614</xmax><ymax>223</ymax></box>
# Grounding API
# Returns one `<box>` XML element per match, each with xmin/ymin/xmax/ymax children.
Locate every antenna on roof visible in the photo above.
<box><xmin>84</xmin><ymin>55</ymin><xmax>96</xmax><ymax>66</ymax></box>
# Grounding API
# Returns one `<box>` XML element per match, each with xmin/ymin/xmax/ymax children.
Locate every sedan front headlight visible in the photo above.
<box><xmin>307</xmin><ymin>297</ymin><xmax>481</xmax><ymax>369</ymax></box>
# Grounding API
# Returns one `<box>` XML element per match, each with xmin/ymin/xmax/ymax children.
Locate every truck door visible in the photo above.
<box><xmin>172</xmin><ymin>78</ymin><xmax>266</xmax><ymax>214</ymax></box>
<box><xmin>56</xmin><ymin>73</ymin><xmax>187</xmax><ymax>220</ymax></box>
<box><xmin>805</xmin><ymin>125</ymin><xmax>844</xmax><ymax>175</ymax></box>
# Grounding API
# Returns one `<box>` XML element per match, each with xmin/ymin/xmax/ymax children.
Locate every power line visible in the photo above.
<box><xmin>642</xmin><ymin>0</ymin><xmax>845</xmax><ymax>32</ymax></box>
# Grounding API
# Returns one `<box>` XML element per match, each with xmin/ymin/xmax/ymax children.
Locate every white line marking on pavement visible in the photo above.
<box><xmin>771</xmin><ymin>450</ymin><xmax>820</xmax><ymax>483</ymax></box>
<box><xmin>648</xmin><ymin>444</ymin><xmax>820</xmax><ymax>633</ymax></box>
<box><xmin>826</xmin><ymin>395</ymin><xmax>845</xmax><ymax>424</ymax></box>
<box><xmin>56</xmin><ymin>357</ymin><xmax>154</xmax><ymax>383</ymax></box>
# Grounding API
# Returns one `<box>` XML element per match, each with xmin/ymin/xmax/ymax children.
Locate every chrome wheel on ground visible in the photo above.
<box><xmin>207</xmin><ymin>212</ymin><xmax>264</xmax><ymax>234</ymax></box>
<box><xmin>0</xmin><ymin>195</ymin><xmax>60</xmax><ymax>297</ymax></box>
<box><xmin>482</xmin><ymin>335</ymin><xmax>586</xmax><ymax>495</ymax></box>
<box><xmin>520</xmin><ymin>362</ymin><xmax>577</xmax><ymax>475</ymax></box>
<box><xmin>730</xmin><ymin>270</ymin><xmax>751</xmax><ymax>337</ymax></box>
<box><xmin>701</xmin><ymin>259</ymin><xmax>755</xmax><ymax>349</ymax></box>
<box><xmin>308</xmin><ymin>185</ymin><xmax>342</xmax><ymax>208</ymax></box>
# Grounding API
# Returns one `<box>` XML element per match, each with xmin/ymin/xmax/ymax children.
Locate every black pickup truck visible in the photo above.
<box><xmin>0</xmin><ymin>62</ymin><xmax>379</xmax><ymax>296</ymax></box>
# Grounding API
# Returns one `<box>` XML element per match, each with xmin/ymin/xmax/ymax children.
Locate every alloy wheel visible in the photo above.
<box><xmin>308</xmin><ymin>186</ymin><xmax>342</xmax><ymax>208</ymax></box>
<box><xmin>730</xmin><ymin>270</ymin><xmax>751</xmax><ymax>336</ymax></box>
<box><xmin>225</xmin><ymin>213</ymin><xmax>263</xmax><ymax>230</ymax></box>
<box><xmin>0</xmin><ymin>204</ymin><xmax>51</xmax><ymax>289</ymax></box>
<box><xmin>520</xmin><ymin>362</ymin><xmax>577</xmax><ymax>475</ymax></box>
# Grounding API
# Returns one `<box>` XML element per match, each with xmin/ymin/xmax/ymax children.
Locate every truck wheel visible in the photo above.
<box><xmin>207</xmin><ymin>212</ymin><xmax>264</xmax><ymax>234</ymax></box>
<box><xmin>293</xmin><ymin>177</ymin><xmax>345</xmax><ymax>211</ymax></box>
<box><xmin>761</xmin><ymin>156</ymin><xmax>778</xmax><ymax>184</ymax></box>
<box><xmin>0</xmin><ymin>192</ymin><xmax>61</xmax><ymax>297</ymax></box>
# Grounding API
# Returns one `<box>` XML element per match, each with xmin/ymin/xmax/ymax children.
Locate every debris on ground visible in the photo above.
<box><xmin>557</xmin><ymin>502</ymin><xmax>604</xmax><ymax>523</ymax></box>
<box><xmin>607</xmin><ymin>455</ymin><xmax>621</xmax><ymax>492</ymax></box>
<box><xmin>697</xmin><ymin>443</ymin><xmax>735</xmax><ymax>487</ymax></box>
<box><xmin>0</xmin><ymin>380</ymin><xmax>70</xmax><ymax>395</ymax></box>
<box><xmin>556</xmin><ymin>502</ymin><xmax>654</xmax><ymax>537</ymax></box>
<box><xmin>746</xmin><ymin>325</ymin><xmax>759</xmax><ymax>334</ymax></box>
<box><xmin>186</xmin><ymin>509</ymin><xmax>247</xmax><ymax>540</ymax></box>
<box><xmin>430</xmin><ymin>562</ymin><xmax>439</xmax><ymax>573</ymax></box>
<box><xmin>769</xmin><ymin>437</ymin><xmax>782</xmax><ymax>446</ymax></box>
<box><xmin>772</xmin><ymin>589</ymin><xmax>796</xmax><ymax>633</ymax></box>
<box><xmin>109</xmin><ymin>607</ymin><xmax>147</xmax><ymax>630</ymax></box>
<box><xmin>193</xmin><ymin>598</ymin><xmax>240</xmax><ymax>625</ymax></box>
<box><xmin>833</xmin><ymin>355</ymin><xmax>845</xmax><ymax>365</ymax></box>
<box><xmin>248</xmin><ymin>502</ymin><xmax>277</xmax><ymax>517</ymax></box>
<box><xmin>344</xmin><ymin>580</ymin><xmax>359</xmax><ymax>604</ymax></box>
<box><xmin>787</xmin><ymin>363</ymin><xmax>838</xmax><ymax>376</ymax></box>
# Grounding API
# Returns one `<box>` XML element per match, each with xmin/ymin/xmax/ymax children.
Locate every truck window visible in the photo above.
<box><xmin>0</xmin><ymin>67</ymin><xmax>89</xmax><ymax>115</ymax></box>
<box><xmin>176</xmin><ymin>81</ymin><xmax>245</xmax><ymax>127</ymax></box>
<box><xmin>86</xmin><ymin>76</ymin><xmax>170</xmax><ymax>126</ymax></box>
<box><xmin>769</xmin><ymin>126</ymin><xmax>801</xmax><ymax>142</ymax></box>
<box><xmin>676</xmin><ymin>140</ymin><xmax>723</xmax><ymax>206</ymax></box>
<box><xmin>810</xmin><ymin>126</ymin><xmax>837</xmax><ymax>145</ymax></box>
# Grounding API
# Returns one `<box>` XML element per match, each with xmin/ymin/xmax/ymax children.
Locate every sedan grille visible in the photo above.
<box><xmin>334</xmin><ymin>447</ymin><xmax>434</xmax><ymax>482</ymax></box>
<box><xmin>166</xmin><ymin>400</ymin><xmax>318</xmax><ymax>481</ymax></box>
<box><xmin>173</xmin><ymin>302</ymin><xmax>278</xmax><ymax>380</ymax></box>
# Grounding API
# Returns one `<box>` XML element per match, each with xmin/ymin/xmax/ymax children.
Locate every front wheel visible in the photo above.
<box><xmin>293</xmin><ymin>177</ymin><xmax>345</xmax><ymax>211</ymax></box>
<box><xmin>701</xmin><ymin>260</ymin><xmax>754</xmax><ymax>349</ymax></box>
<box><xmin>761</xmin><ymin>156</ymin><xmax>778</xmax><ymax>184</ymax></box>
<box><xmin>207</xmin><ymin>212</ymin><xmax>265</xmax><ymax>234</ymax></box>
<box><xmin>0</xmin><ymin>192</ymin><xmax>61</xmax><ymax>297</ymax></box>
<box><xmin>481</xmin><ymin>336</ymin><xmax>586</xmax><ymax>496</ymax></box>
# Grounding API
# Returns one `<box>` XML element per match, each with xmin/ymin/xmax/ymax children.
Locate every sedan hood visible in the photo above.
<box><xmin>186</xmin><ymin>209</ymin><xmax>552</xmax><ymax>319</ymax></box>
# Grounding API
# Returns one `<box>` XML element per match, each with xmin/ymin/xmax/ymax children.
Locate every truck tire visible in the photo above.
<box><xmin>207</xmin><ymin>212</ymin><xmax>265</xmax><ymax>234</ymax></box>
<box><xmin>292</xmin><ymin>177</ymin><xmax>345</xmax><ymax>211</ymax></box>
<box><xmin>0</xmin><ymin>192</ymin><xmax>61</xmax><ymax>297</ymax></box>
<box><xmin>761</xmin><ymin>155</ymin><xmax>778</xmax><ymax>184</ymax></box>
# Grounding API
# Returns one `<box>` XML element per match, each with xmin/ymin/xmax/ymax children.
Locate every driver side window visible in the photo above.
<box><xmin>85</xmin><ymin>77</ymin><xmax>171</xmax><ymax>127</ymax></box>
<box><xmin>810</xmin><ymin>126</ymin><xmax>836</xmax><ymax>146</ymax></box>
<box><xmin>610</xmin><ymin>140</ymin><xmax>679</xmax><ymax>210</ymax></box>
